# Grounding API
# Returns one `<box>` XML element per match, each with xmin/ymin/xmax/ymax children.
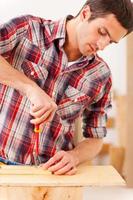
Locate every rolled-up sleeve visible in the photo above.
<box><xmin>0</xmin><ymin>16</ymin><xmax>29</xmax><ymax>54</ymax></box>
<box><xmin>82</xmin><ymin>77</ymin><xmax>112</xmax><ymax>138</ymax></box>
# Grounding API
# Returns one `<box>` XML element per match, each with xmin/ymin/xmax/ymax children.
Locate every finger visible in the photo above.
<box><xmin>35</xmin><ymin>113</ymin><xmax>55</xmax><ymax>130</ymax></box>
<box><xmin>30</xmin><ymin>102</ymin><xmax>57</xmax><ymax>124</ymax></box>
<box><xmin>30</xmin><ymin>109</ymin><xmax>53</xmax><ymax>124</ymax></box>
<box><xmin>53</xmin><ymin>163</ymin><xmax>73</xmax><ymax>175</ymax></box>
<box><xmin>65</xmin><ymin>167</ymin><xmax>77</xmax><ymax>175</ymax></box>
<box><xmin>40</xmin><ymin>159</ymin><xmax>56</xmax><ymax>170</ymax></box>
<box><xmin>40</xmin><ymin>153</ymin><xmax>63</xmax><ymax>169</ymax></box>
<box><xmin>41</xmin><ymin>112</ymin><xmax>55</xmax><ymax>123</ymax></box>
<box><xmin>30</xmin><ymin>112</ymin><xmax>53</xmax><ymax>124</ymax></box>
<box><xmin>48</xmin><ymin>157</ymin><xmax>69</xmax><ymax>172</ymax></box>
<box><xmin>30</xmin><ymin>104</ymin><xmax>42</xmax><ymax>113</ymax></box>
<box><xmin>30</xmin><ymin>106</ymin><xmax>50</xmax><ymax>118</ymax></box>
<box><xmin>32</xmin><ymin>101</ymin><xmax>57</xmax><ymax>112</ymax></box>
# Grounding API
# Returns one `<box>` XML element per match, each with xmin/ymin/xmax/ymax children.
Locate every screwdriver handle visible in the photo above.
<box><xmin>34</xmin><ymin>124</ymin><xmax>40</xmax><ymax>156</ymax></box>
<box><xmin>34</xmin><ymin>124</ymin><xmax>40</xmax><ymax>133</ymax></box>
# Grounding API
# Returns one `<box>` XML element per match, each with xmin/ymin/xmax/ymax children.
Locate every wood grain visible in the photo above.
<box><xmin>0</xmin><ymin>164</ymin><xmax>125</xmax><ymax>187</ymax></box>
<box><xmin>0</xmin><ymin>165</ymin><xmax>51</xmax><ymax>175</ymax></box>
<box><xmin>0</xmin><ymin>164</ymin><xmax>125</xmax><ymax>200</ymax></box>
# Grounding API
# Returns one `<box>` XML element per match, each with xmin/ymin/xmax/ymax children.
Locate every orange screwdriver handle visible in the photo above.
<box><xmin>34</xmin><ymin>124</ymin><xmax>40</xmax><ymax>156</ymax></box>
<box><xmin>34</xmin><ymin>124</ymin><xmax>40</xmax><ymax>133</ymax></box>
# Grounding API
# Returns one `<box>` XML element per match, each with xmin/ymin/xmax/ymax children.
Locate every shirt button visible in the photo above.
<box><xmin>74</xmin><ymin>99</ymin><xmax>78</xmax><ymax>102</ymax></box>
<box><xmin>31</xmin><ymin>71</ymin><xmax>35</xmax><ymax>76</ymax></box>
<box><xmin>53</xmin><ymin>91</ymin><xmax>55</xmax><ymax>96</ymax></box>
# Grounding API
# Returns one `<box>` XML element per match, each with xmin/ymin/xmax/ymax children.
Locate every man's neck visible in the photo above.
<box><xmin>63</xmin><ymin>17</ymin><xmax>82</xmax><ymax>62</ymax></box>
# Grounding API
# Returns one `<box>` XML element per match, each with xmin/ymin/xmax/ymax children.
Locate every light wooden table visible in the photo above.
<box><xmin>0</xmin><ymin>164</ymin><xmax>125</xmax><ymax>200</ymax></box>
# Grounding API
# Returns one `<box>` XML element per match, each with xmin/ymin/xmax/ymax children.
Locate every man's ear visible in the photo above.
<box><xmin>81</xmin><ymin>5</ymin><xmax>91</xmax><ymax>21</ymax></box>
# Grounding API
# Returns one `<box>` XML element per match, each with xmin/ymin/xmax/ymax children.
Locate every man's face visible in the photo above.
<box><xmin>76</xmin><ymin>13</ymin><xmax>127</xmax><ymax>56</ymax></box>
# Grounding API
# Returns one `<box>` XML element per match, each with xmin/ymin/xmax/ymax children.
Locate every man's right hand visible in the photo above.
<box><xmin>27</xmin><ymin>84</ymin><xmax>57</xmax><ymax>125</ymax></box>
<box><xmin>0</xmin><ymin>56</ymin><xmax>57</xmax><ymax>126</ymax></box>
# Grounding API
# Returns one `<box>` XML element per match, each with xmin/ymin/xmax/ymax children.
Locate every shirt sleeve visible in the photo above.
<box><xmin>82</xmin><ymin>77</ymin><xmax>112</xmax><ymax>138</ymax></box>
<box><xmin>0</xmin><ymin>15</ymin><xmax>29</xmax><ymax>55</ymax></box>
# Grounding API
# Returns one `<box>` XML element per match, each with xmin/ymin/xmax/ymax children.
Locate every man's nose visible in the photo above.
<box><xmin>96</xmin><ymin>36</ymin><xmax>110</xmax><ymax>51</ymax></box>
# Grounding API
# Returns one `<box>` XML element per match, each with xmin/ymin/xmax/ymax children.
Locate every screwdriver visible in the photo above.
<box><xmin>34</xmin><ymin>124</ymin><xmax>41</xmax><ymax>166</ymax></box>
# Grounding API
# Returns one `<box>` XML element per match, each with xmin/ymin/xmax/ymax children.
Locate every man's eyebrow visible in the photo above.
<box><xmin>104</xmin><ymin>27</ymin><xmax>118</xmax><ymax>44</ymax></box>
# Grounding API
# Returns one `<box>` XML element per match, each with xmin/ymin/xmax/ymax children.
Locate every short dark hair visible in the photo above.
<box><xmin>78</xmin><ymin>0</ymin><xmax>133</xmax><ymax>34</ymax></box>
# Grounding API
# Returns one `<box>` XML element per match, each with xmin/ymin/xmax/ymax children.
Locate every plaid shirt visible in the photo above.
<box><xmin>0</xmin><ymin>15</ymin><xmax>112</xmax><ymax>164</ymax></box>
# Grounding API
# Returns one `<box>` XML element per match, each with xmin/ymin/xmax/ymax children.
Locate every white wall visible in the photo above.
<box><xmin>0</xmin><ymin>0</ymin><xmax>85</xmax><ymax>22</ymax></box>
<box><xmin>99</xmin><ymin>39</ymin><xmax>127</xmax><ymax>95</ymax></box>
<box><xmin>0</xmin><ymin>0</ymin><xmax>127</xmax><ymax>94</ymax></box>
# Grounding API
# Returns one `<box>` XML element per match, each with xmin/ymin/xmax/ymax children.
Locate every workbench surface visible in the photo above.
<box><xmin>0</xmin><ymin>164</ymin><xmax>125</xmax><ymax>187</ymax></box>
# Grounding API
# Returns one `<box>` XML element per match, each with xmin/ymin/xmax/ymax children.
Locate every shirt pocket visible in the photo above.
<box><xmin>57</xmin><ymin>85</ymin><xmax>92</xmax><ymax>121</ymax></box>
<box><xmin>17</xmin><ymin>37</ymin><xmax>48</xmax><ymax>86</ymax></box>
<box><xmin>21</xmin><ymin>59</ymin><xmax>48</xmax><ymax>87</ymax></box>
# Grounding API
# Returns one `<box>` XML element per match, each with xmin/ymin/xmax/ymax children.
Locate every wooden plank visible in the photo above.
<box><xmin>109</xmin><ymin>146</ymin><xmax>125</xmax><ymax>176</ymax></box>
<box><xmin>0</xmin><ymin>164</ymin><xmax>125</xmax><ymax>200</ymax></box>
<box><xmin>126</xmin><ymin>33</ymin><xmax>133</xmax><ymax>187</ymax></box>
<box><xmin>115</xmin><ymin>95</ymin><xmax>127</xmax><ymax>147</ymax></box>
<box><xmin>99</xmin><ymin>143</ymin><xmax>110</xmax><ymax>156</ymax></box>
<box><xmin>0</xmin><ymin>165</ymin><xmax>125</xmax><ymax>187</ymax></box>
<box><xmin>0</xmin><ymin>186</ymin><xmax>83</xmax><ymax>200</ymax></box>
<box><xmin>0</xmin><ymin>165</ymin><xmax>51</xmax><ymax>175</ymax></box>
<box><xmin>107</xmin><ymin>117</ymin><xmax>115</xmax><ymax>128</ymax></box>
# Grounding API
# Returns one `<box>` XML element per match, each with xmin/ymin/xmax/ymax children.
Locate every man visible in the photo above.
<box><xmin>0</xmin><ymin>0</ymin><xmax>132</xmax><ymax>175</ymax></box>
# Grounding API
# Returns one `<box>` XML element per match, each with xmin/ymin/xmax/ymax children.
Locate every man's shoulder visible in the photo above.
<box><xmin>93</xmin><ymin>54</ymin><xmax>111</xmax><ymax>74</ymax></box>
<box><xmin>0</xmin><ymin>15</ymin><xmax>32</xmax><ymax>35</ymax></box>
<box><xmin>95</xmin><ymin>54</ymin><xmax>112</xmax><ymax>83</ymax></box>
<box><xmin>83</xmin><ymin>54</ymin><xmax>112</xmax><ymax>85</ymax></box>
<box><xmin>2</xmin><ymin>15</ymin><xmax>50</xmax><ymax>27</ymax></box>
<box><xmin>12</xmin><ymin>15</ymin><xmax>43</xmax><ymax>25</ymax></box>
<box><xmin>0</xmin><ymin>15</ymin><xmax>32</xmax><ymax>29</ymax></box>
<box><xmin>93</xmin><ymin>54</ymin><xmax>109</xmax><ymax>67</ymax></box>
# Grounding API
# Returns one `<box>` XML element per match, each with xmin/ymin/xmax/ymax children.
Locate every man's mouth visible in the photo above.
<box><xmin>89</xmin><ymin>44</ymin><xmax>96</xmax><ymax>52</ymax></box>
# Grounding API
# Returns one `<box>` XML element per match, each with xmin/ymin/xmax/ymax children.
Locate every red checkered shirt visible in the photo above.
<box><xmin>0</xmin><ymin>15</ymin><xmax>112</xmax><ymax>164</ymax></box>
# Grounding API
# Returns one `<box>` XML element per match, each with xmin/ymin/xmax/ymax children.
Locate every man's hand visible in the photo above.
<box><xmin>0</xmin><ymin>55</ymin><xmax>57</xmax><ymax>126</ymax></box>
<box><xmin>27</xmin><ymin>84</ymin><xmax>57</xmax><ymax>125</ymax></box>
<box><xmin>40</xmin><ymin>150</ymin><xmax>79</xmax><ymax>175</ymax></box>
<box><xmin>40</xmin><ymin>139</ymin><xmax>103</xmax><ymax>175</ymax></box>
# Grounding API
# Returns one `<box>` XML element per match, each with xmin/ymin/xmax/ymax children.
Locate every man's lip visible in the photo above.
<box><xmin>89</xmin><ymin>44</ymin><xmax>96</xmax><ymax>52</ymax></box>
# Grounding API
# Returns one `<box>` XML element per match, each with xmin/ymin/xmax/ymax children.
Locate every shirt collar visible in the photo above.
<box><xmin>43</xmin><ymin>15</ymin><xmax>95</xmax><ymax>72</ymax></box>
<box><xmin>50</xmin><ymin>15</ymin><xmax>73</xmax><ymax>48</ymax></box>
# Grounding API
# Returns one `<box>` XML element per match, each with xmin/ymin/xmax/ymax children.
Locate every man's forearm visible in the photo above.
<box><xmin>42</xmin><ymin>138</ymin><xmax>103</xmax><ymax>175</ymax></box>
<box><xmin>0</xmin><ymin>55</ymin><xmax>36</xmax><ymax>96</ymax></box>
<box><xmin>0</xmin><ymin>55</ymin><xmax>57</xmax><ymax>125</ymax></box>
<box><xmin>69</xmin><ymin>138</ymin><xmax>103</xmax><ymax>165</ymax></box>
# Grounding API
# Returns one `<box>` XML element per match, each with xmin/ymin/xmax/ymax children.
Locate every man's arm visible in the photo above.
<box><xmin>41</xmin><ymin>138</ymin><xmax>103</xmax><ymax>175</ymax></box>
<box><xmin>41</xmin><ymin>76</ymin><xmax>112</xmax><ymax>175</ymax></box>
<box><xmin>0</xmin><ymin>55</ymin><xmax>57</xmax><ymax>125</ymax></box>
<box><xmin>0</xmin><ymin>16</ymin><xmax>57</xmax><ymax>125</ymax></box>
<box><xmin>69</xmin><ymin>138</ymin><xmax>103</xmax><ymax>164</ymax></box>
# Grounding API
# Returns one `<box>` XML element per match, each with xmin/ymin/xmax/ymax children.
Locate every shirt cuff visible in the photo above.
<box><xmin>83</xmin><ymin>127</ymin><xmax>107</xmax><ymax>138</ymax></box>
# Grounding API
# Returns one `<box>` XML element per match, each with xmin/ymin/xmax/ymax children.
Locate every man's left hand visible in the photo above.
<box><xmin>40</xmin><ymin>150</ymin><xmax>79</xmax><ymax>175</ymax></box>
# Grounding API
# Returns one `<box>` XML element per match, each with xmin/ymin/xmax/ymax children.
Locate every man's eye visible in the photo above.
<box><xmin>98</xmin><ymin>28</ymin><xmax>107</xmax><ymax>36</ymax></box>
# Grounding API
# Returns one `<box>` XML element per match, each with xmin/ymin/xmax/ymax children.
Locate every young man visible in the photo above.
<box><xmin>0</xmin><ymin>0</ymin><xmax>132</xmax><ymax>175</ymax></box>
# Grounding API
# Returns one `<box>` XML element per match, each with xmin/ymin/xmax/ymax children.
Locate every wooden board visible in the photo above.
<box><xmin>0</xmin><ymin>165</ymin><xmax>51</xmax><ymax>175</ymax></box>
<box><xmin>0</xmin><ymin>186</ymin><xmax>83</xmax><ymax>200</ymax></box>
<box><xmin>0</xmin><ymin>164</ymin><xmax>125</xmax><ymax>187</ymax></box>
